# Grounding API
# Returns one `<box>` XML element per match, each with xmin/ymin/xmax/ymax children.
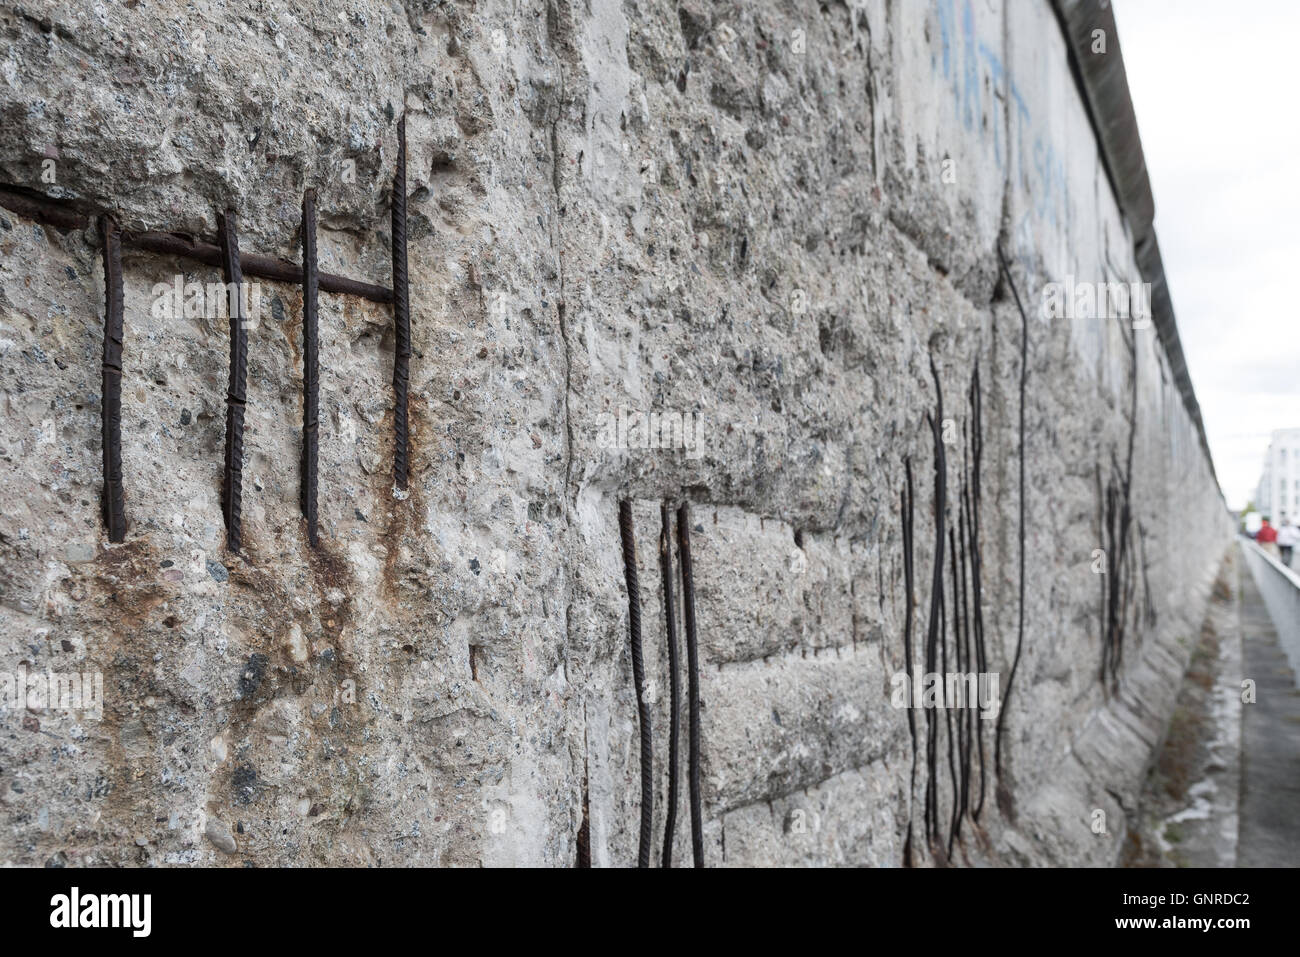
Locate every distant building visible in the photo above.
<box><xmin>1255</xmin><ymin>428</ymin><xmax>1300</xmax><ymax>522</ymax></box>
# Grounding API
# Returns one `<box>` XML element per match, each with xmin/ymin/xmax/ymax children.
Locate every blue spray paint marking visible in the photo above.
<box><xmin>962</xmin><ymin>0</ymin><xmax>978</xmax><ymax>132</ymax></box>
<box><xmin>927</xmin><ymin>0</ymin><xmax>1070</xmax><ymax>230</ymax></box>
<box><xmin>937</xmin><ymin>0</ymin><xmax>953</xmax><ymax>78</ymax></box>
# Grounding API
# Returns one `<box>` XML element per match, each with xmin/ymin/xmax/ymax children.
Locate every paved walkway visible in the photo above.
<box><xmin>1237</xmin><ymin>562</ymin><xmax>1300</xmax><ymax>867</ymax></box>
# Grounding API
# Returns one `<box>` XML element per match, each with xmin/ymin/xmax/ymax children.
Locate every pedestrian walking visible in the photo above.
<box><xmin>1256</xmin><ymin>516</ymin><xmax>1281</xmax><ymax>559</ymax></box>
<box><xmin>1277</xmin><ymin>515</ymin><xmax>1299</xmax><ymax>568</ymax></box>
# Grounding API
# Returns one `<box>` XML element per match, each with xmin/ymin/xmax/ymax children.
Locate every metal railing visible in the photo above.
<box><xmin>1240</xmin><ymin>536</ymin><xmax>1300</xmax><ymax>687</ymax></box>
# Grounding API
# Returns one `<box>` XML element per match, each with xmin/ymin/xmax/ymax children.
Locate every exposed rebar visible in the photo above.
<box><xmin>994</xmin><ymin>245</ymin><xmax>1029</xmax><ymax>788</ymax></box>
<box><xmin>99</xmin><ymin>215</ymin><xmax>126</xmax><ymax>543</ymax></box>
<box><xmin>618</xmin><ymin>500</ymin><xmax>653</xmax><ymax>868</ymax></box>
<box><xmin>659</xmin><ymin>502</ymin><xmax>682</xmax><ymax>867</ymax></box>
<box><xmin>944</xmin><ymin>521</ymin><xmax>959</xmax><ymax>857</ymax></box>
<box><xmin>901</xmin><ymin>458</ymin><xmax>917</xmax><ymax>866</ymax></box>
<box><xmin>923</xmin><ymin>355</ymin><xmax>947</xmax><ymax>851</ymax></box>
<box><xmin>0</xmin><ymin>185</ymin><xmax>392</xmax><ymax>301</ymax></box>
<box><xmin>218</xmin><ymin>211</ymin><xmax>248</xmax><ymax>553</ymax></box>
<box><xmin>957</xmin><ymin>486</ymin><xmax>974</xmax><ymax>832</ymax></box>
<box><xmin>676</xmin><ymin>501</ymin><xmax>705</xmax><ymax>867</ymax></box>
<box><xmin>300</xmin><ymin>190</ymin><xmax>320</xmax><ymax>546</ymax></box>
<box><xmin>1101</xmin><ymin>330</ymin><xmax>1141</xmax><ymax>692</ymax></box>
<box><xmin>0</xmin><ymin>185</ymin><xmax>88</xmax><ymax>230</ymax></box>
<box><xmin>951</xmin><ymin>520</ymin><xmax>972</xmax><ymax>847</ymax></box>
<box><xmin>391</xmin><ymin>115</ymin><xmax>412</xmax><ymax>491</ymax></box>
<box><xmin>121</xmin><ymin>230</ymin><xmax>394</xmax><ymax>302</ymax></box>
<box><xmin>966</xmin><ymin>366</ymin><xmax>988</xmax><ymax>819</ymax></box>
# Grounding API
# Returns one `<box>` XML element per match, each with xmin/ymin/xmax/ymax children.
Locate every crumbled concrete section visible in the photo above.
<box><xmin>1</xmin><ymin>0</ymin><xmax>1231</xmax><ymax>866</ymax></box>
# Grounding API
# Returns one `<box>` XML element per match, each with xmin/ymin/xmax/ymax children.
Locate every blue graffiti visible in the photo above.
<box><xmin>962</xmin><ymin>0</ymin><xmax>978</xmax><ymax>132</ymax></box>
<box><xmin>929</xmin><ymin>0</ymin><xmax>1070</xmax><ymax>230</ymax></box>
<box><xmin>936</xmin><ymin>0</ymin><xmax>953</xmax><ymax>79</ymax></box>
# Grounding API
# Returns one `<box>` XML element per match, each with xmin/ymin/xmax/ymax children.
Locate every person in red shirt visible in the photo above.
<box><xmin>1256</xmin><ymin>517</ymin><xmax>1280</xmax><ymax>558</ymax></box>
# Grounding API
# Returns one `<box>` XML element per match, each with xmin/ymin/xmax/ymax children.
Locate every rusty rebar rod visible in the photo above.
<box><xmin>676</xmin><ymin>501</ymin><xmax>704</xmax><ymax>867</ymax></box>
<box><xmin>966</xmin><ymin>365</ymin><xmax>988</xmax><ymax>820</ymax></box>
<box><xmin>300</xmin><ymin>190</ymin><xmax>320</xmax><ymax>546</ymax></box>
<box><xmin>122</xmin><ymin>229</ymin><xmax>393</xmax><ymax>303</ymax></box>
<box><xmin>391</xmin><ymin>115</ymin><xmax>412</xmax><ymax>491</ymax></box>
<box><xmin>994</xmin><ymin>245</ymin><xmax>1029</xmax><ymax>795</ymax></box>
<box><xmin>659</xmin><ymin>501</ymin><xmax>682</xmax><ymax>867</ymax></box>
<box><xmin>99</xmin><ymin>215</ymin><xmax>126</xmax><ymax>543</ymax></box>
<box><xmin>923</xmin><ymin>355</ymin><xmax>947</xmax><ymax>852</ymax></box>
<box><xmin>901</xmin><ymin>458</ymin><xmax>917</xmax><ymax>866</ymax></box>
<box><xmin>0</xmin><ymin>184</ymin><xmax>392</xmax><ymax>301</ymax></box>
<box><xmin>218</xmin><ymin>211</ymin><xmax>248</xmax><ymax>553</ymax></box>
<box><xmin>619</xmin><ymin>500</ymin><xmax>653</xmax><ymax>868</ymax></box>
<box><xmin>0</xmin><ymin>186</ymin><xmax>88</xmax><ymax>231</ymax></box>
<box><xmin>944</xmin><ymin>520</ymin><xmax>960</xmax><ymax>858</ymax></box>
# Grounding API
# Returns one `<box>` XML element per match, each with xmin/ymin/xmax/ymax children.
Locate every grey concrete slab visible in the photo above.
<box><xmin>1237</xmin><ymin>560</ymin><xmax>1300</xmax><ymax>867</ymax></box>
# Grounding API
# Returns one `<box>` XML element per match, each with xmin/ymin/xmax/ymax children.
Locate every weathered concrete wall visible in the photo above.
<box><xmin>0</xmin><ymin>0</ymin><xmax>1231</xmax><ymax>866</ymax></box>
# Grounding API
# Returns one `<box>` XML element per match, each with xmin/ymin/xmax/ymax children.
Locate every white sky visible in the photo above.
<box><xmin>1114</xmin><ymin>1</ymin><xmax>1300</xmax><ymax>510</ymax></box>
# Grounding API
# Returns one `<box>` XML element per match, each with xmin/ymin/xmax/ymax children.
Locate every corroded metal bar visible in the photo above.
<box><xmin>0</xmin><ymin>186</ymin><xmax>88</xmax><ymax>230</ymax></box>
<box><xmin>99</xmin><ymin>216</ymin><xmax>126</xmax><ymax>543</ymax></box>
<box><xmin>391</xmin><ymin>115</ymin><xmax>412</xmax><ymax>491</ymax></box>
<box><xmin>300</xmin><ymin>190</ymin><xmax>320</xmax><ymax>546</ymax></box>
<box><xmin>923</xmin><ymin>356</ymin><xmax>946</xmax><ymax>852</ymax></box>
<box><xmin>676</xmin><ymin>501</ymin><xmax>704</xmax><ymax>867</ymax></box>
<box><xmin>994</xmin><ymin>245</ymin><xmax>1029</xmax><ymax>801</ymax></box>
<box><xmin>218</xmin><ymin>211</ymin><xmax>248</xmax><ymax>553</ymax></box>
<box><xmin>967</xmin><ymin>365</ymin><xmax>988</xmax><ymax>820</ymax></box>
<box><xmin>901</xmin><ymin>459</ymin><xmax>917</xmax><ymax>866</ymax></box>
<box><xmin>659</xmin><ymin>502</ymin><xmax>681</xmax><ymax>867</ymax></box>
<box><xmin>619</xmin><ymin>500</ymin><xmax>653</xmax><ymax>868</ymax></box>
<box><xmin>121</xmin><ymin>229</ymin><xmax>393</xmax><ymax>303</ymax></box>
<box><xmin>0</xmin><ymin>186</ymin><xmax>391</xmax><ymax>301</ymax></box>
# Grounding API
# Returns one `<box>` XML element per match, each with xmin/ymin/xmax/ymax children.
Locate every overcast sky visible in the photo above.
<box><xmin>1114</xmin><ymin>1</ymin><xmax>1300</xmax><ymax>510</ymax></box>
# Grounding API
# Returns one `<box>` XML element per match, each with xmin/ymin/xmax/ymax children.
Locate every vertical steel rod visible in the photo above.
<box><xmin>901</xmin><ymin>459</ymin><xmax>917</xmax><ymax>866</ymax></box>
<box><xmin>301</xmin><ymin>189</ymin><xmax>320</xmax><ymax>546</ymax></box>
<box><xmin>923</xmin><ymin>353</ymin><xmax>947</xmax><ymax>851</ymax></box>
<box><xmin>391</xmin><ymin>115</ymin><xmax>411</xmax><ymax>491</ymax></box>
<box><xmin>99</xmin><ymin>215</ymin><xmax>126</xmax><ymax>543</ymax></box>
<box><xmin>619</xmin><ymin>500</ymin><xmax>653</xmax><ymax>867</ymax></box>
<box><xmin>218</xmin><ymin>210</ymin><xmax>248</xmax><ymax>553</ymax></box>
<box><xmin>994</xmin><ymin>246</ymin><xmax>1028</xmax><ymax>787</ymax></box>
<box><xmin>659</xmin><ymin>502</ymin><xmax>682</xmax><ymax>867</ymax></box>
<box><xmin>967</xmin><ymin>366</ymin><xmax>988</xmax><ymax>820</ymax></box>
<box><xmin>676</xmin><ymin>502</ymin><xmax>705</xmax><ymax>867</ymax></box>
